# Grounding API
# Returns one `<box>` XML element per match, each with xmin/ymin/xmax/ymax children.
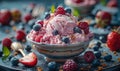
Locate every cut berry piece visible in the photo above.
<box><xmin>84</xmin><ymin>51</ymin><xmax>95</xmax><ymax>63</ymax></box>
<box><xmin>36</xmin><ymin>20</ymin><xmax>44</xmax><ymax>27</ymax></box>
<box><xmin>62</xmin><ymin>37</ymin><xmax>70</xmax><ymax>44</ymax></box>
<box><xmin>99</xmin><ymin>36</ymin><xmax>107</xmax><ymax>43</ymax></box>
<box><xmin>44</xmin><ymin>12</ymin><xmax>50</xmax><ymax>19</ymax></box>
<box><xmin>104</xmin><ymin>55</ymin><xmax>112</xmax><ymax>61</ymax></box>
<box><xmin>92</xmin><ymin>59</ymin><xmax>101</xmax><ymax>67</ymax></box>
<box><xmin>15</xmin><ymin>30</ymin><xmax>26</xmax><ymax>41</ymax></box>
<box><xmin>63</xmin><ymin>59</ymin><xmax>78</xmax><ymax>71</ymax></box>
<box><xmin>73</xmin><ymin>27</ymin><xmax>82</xmax><ymax>33</ymax></box>
<box><xmin>19</xmin><ymin>52</ymin><xmax>38</xmax><ymax>67</ymax></box>
<box><xmin>48</xmin><ymin>61</ymin><xmax>59</xmax><ymax>71</ymax></box>
<box><xmin>2</xmin><ymin>38</ymin><xmax>12</xmax><ymax>48</ymax></box>
<box><xmin>107</xmin><ymin>30</ymin><xmax>120</xmax><ymax>51</ymax></box>
<box><xmin>55</xmin><ymin>6</ymin><xmax>66</xmax><ymax>15</ymax></box>
<box><xmin>65</xmin><ymin>7</ymin><xmax>72</xmax><ymax>14</ymax></box>
<box><xmin>95</xmin><ymin>52</ymin><xmax>101</xmax><ymax>58</ymax></box>
<box><xmin>25</xmin><ymin>45</ymin><xmax>32</xmax><ymax>52</ymax></box>
<box><xmin>52</xmin><ymin>30</ymin><xmax>59</xmax><ymax>36</ymax></box>
<box><xmin>11</xmin><ymin>57</ymin><xmax>19</xmax><ymax>66</ymax></box>
<box><xmin>33</xmin><ymin>24</ymin><xmax>41</xmax><ymax>31</ymax></box>
<box><xmin>78</xmin><ymin>22</ymin><xmax>89</xmax><ymax>30</ymax></box>
<box><xmin>72</xmin><ymin>0</ymin><xmax>84</xmax><ymax>3</ymax></box>
<box><xmin>35</xmin><ymin>35</ymin><xmax>43</xmax><ymax>42</ymax></box>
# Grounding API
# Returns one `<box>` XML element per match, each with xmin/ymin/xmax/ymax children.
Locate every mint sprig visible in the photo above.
<box><xmin>2</xmin><ymin>46</ymin><xmax>10</xmax><ymax>61</ymax></box>
<box><xmin>51</xmin><ymin>5</ymin><xmax>55</xmax><ymax>13</ymax></box>
<box><xmin>73</xmin><ymin>8</ymin><xmax>80</xmax><ymax>17</ymax></box>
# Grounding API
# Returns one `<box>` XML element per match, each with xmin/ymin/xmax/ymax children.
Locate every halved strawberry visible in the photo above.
<box><xmin>19</xmin><ymin>52</ymin><xmax>38</xmax><ymax>67</ymax></box>
<box><xmin>107</xmin><ymin>30</ymin><xmax>120</xmax><ymax>51</ymax></box>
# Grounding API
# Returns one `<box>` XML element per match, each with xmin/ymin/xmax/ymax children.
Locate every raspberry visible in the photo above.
<box><xmin>83</xmin><ymin>27</ymin><xmax>89</xmax><ymax>34</ymax></box>
<box><xmin>23</xmin><ymin>13</ymin><xmax>33</xmax><ymax>23</ymax></box>
<box><xmin>35</xmin><ymin>35</ymin><xmax>43</xmax><ymax>42</ymax></box>
<box><xmin>63</xmin><ymin>59</ymin><xmax>78</xmax><ymax>71</ymax></box>
<box><xmin>2</xmin><ymin>38</ymin><xmax>12</xmax><ymax>48</ymax></box>
<box><xmin>78</xmin><ymin>22</ymin><xmax>89</xmax><ymax>30</ymax></box>
<box><xmin>16</xmin><ymin>30</ymin><xmax>26</xmax><ymax>41</ymax></box>
<box><xmin>55</xmin><ymin>6</ymin><xmax>66</xmax><ymax>15</ymax></box>
<box><xmin>84</xmin><ymin>51</ymin><xmax>95</xmax><ymax>63</ymax></box>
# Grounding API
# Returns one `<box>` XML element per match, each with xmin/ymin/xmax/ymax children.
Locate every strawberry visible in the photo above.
<box><xmin>63</xmin><ymin>59</ymin><xmax>78</xmax><ymax>71</ymax></box>
<box><xmin>19</xmin><ymin>52</ymin><xmax>38</xmax><ymax>67</ymax></box>
<box><xmin>15</xmin><ymin>30</ymin><xmax>26</xmax><ymax>41</ymax></box>
<box><xmin>2</xmin><ymin>38</ymin><xmax>12</xmax><ymax>48</ymax></box>
<box><xmin>107</xmin><ymin>28</ymin><xmax>120</xmax><ymax>51</ymax></box>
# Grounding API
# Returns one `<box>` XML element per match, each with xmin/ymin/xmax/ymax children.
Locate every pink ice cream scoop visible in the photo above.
<box><xmin>28</xmin><ymin>6</ymin><xmax>93</xmax><ymax>45</ymax></box>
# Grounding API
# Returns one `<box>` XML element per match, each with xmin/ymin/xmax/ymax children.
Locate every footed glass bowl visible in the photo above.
<box><xmin>27</xmin><ymin>36</ymin><xmax>93</xmax><ymax>62</ymax></box>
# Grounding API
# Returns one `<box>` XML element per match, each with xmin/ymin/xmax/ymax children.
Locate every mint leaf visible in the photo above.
<box><xmin>2</xmin><ymin>46</ymin><xmax>10</xmax><ymax>60</ymax></box>
<box><xmin>73</xmin><ymin>8</ymin><xmax>80</xmax><ymax>17</ymax></box>
<box><xmin>100</xmin><ymin>0</ymin><xmax>107</xmax><ymax>6</ymax></box>
<box><xmin>51</xmin><ymin>5</ymin><xmax>55</xmax><ymax>13</ymax></box>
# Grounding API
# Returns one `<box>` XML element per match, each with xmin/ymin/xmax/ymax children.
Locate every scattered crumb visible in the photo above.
<box><xmin>98</xmin><ymin>66</ymin><xmax>103</xmax><ymax>71</ymax></box>
<box><xmin>13</xmin><ymin>51</ymin><xmax>19</xmax><ymax>56</ymax></box>
<box><xmin>80</xmin><ymin>68</ymin><xmax>84</xmax><ymax>70</ymax></box>
<box><xmin>5</xmin><ymin>30</ymin><xmax>10</xmax><ymax>33</ymax></box>
<box><xmin>101</xmin><ymin>63</ymin><xmax>107</xmax><ymax>67</ymax></box>
<box><xmin>37</xmin><ymin>67</ymin><xmax>43</xmax><ymax>71</ymax></box>
<box><xmin>22</xmin><ymin>39</ymin><xmax>26</xmax><ymax>43</ymax></box>
<box><xmin>12</xmin><ymin>26</ymin><xmax>17</xmax><ymax>31</ymax></box>
<box><xmin>100</xmin><ymin>59</ymin><xmax>104</xmax><ymax>63</ymax></box>
<box><xmin>102</xmin><ymin>52</ymin><xmax>108</xmax><ymax>56</ymax></box>
<box><xmin>117</xmin><ymin>58</ymin><xmax>120</xmax><ymax>62</ymax></box>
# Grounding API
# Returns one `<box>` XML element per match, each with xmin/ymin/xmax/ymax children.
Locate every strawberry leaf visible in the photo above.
<box><xmin>73</xmin><ymin>8</ymin><xmax>80</xmax><ymax>17</ymax></box>
<box><xmin>2</xmin><ymin>46</ymin><xmax>10</xmax><ymax>60</ymax></box>
<box><xmin>100</xmin><ymin>0</ymin><xmax>107</xmax><ymax>6</ymax></box>
<box><xmin>51</xmin><ymin>5</ymin><xmax>55</xmax><ymax>13</ymax></box>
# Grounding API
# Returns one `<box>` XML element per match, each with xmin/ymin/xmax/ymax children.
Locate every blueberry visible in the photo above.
<box><xmin>8</xmin><ymin>55</ymin><xmax>14</xmax><ymax>61</ymax></box>
<box><xmin>65</xmin><ymin>7</ymin><xmax>72</xmax><ymax>14</ymax></box>
<box><xmin>52</xmin><ymin>30</ymin><xmax>59</xmax><ymax>36</ymax></box>
<box><xmin>62</xmin><ymin>37</ymin><xmax>70</xmax><ymax>44</ymax></box>
<box><xmin>99</xmin><ymin>36</ymin><xmax>107</xmax><ymax>43</ymax></box>
<box><xmin>104</xmin><ymin>55</ymin><xmax>112</xmax><ymax>61</ymax></box>
<box><xmin>73</xmin><ymin>27</ymin><xmax>82</xmax><ymax>33</ymax></box>
<box><xmin>96</xmin><ymin>41</ymin><xmax>101</xmax><ymax>47</ymax></box>
<box><xmin>25</xmin><ymin>45</ymin><xmax>32</xmax><ymax>52</ymax></box>
<box><xmin>93</xmin><ymin>45</ymin><xmax>99</xmax><ymax>51</ymax></box>
<box><xmin>92</xmin><ymin>59</ymin><xmax>100</xmax><ymax>67</ymax></box>
<box><xmin>48</xmin><ymin>62</ymin><xmax>58</xmax><ymax>71</ymax></box>
<box><xmin>44</xmin><ymin>12</ymin><xmax>50</xmax><ymax>19</ymax></box>
<box><xmin>28</xmin><ymin>20</ymin><xmax>35</xmax><ymax>28</ymax></box>
<box><xmin>0</xmin><ymin>51</ymin><xmax>3</xmax><ymax>57</ymax></box>
<box><xmin>19</xmin><ymin>25</ymin><xmax>25</xmax><ymax>30</ymax></box>
<box><xmin>33</xmin><ymin>24</ymin><xmax>41</xmax><ymax>31</ymax></box>
<box><xmin>11</xmin><ymin>57</ymin><xmax>19</xmax><ymax>66</ymax></box>
<box><xmin>95</xmin><ymin>52</ymin><xmax>101</xmax><ymax>58</ymax></box>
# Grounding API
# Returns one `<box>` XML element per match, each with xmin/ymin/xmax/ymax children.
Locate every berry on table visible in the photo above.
<box><xmin>96</xmin><ymin>41</ymin><xmax>101</xmax><ymax>47</ymax></box>
<box><xmin>28</xmin><ymin>19</ymin><xmax>35</xmax><ymax>28</ymax></box>
<box><xmin>25</xmin><ymin>45</ymin><xmax>32</xmax><ymax>52</ymax></box>
<box><xmin>2</xmin><ymin>38</ymin><xmax>12</xmax><ymax>48</ymax></box>
<box><xmin>33</xmin><ymin>24</ymin><xmax>41</xmax><ymax>31</ymax></box>
<box><xmin>23</xmin><ymin>13</ymin><xmax>33</xmax><ymax>23</ymax></box>
<box><xmin>63</xmin><ymin>59</ymin><xmax>78</xmax><ymax>71</ymax></box>
<box><xmin>62</xmin><ymin>37</ymin><xmax>70</xmax><ymax>44</ymax></box>
<box><xmin>48</xmin><ymin>61</ymin><xmax>59</xmax><ymax>71</ymax></box>
<box><xmin>84</xmin><ymin>51</ymin><xmax>95</xmax><ymax>63</ymax></box>
<box><xmin>11</xmin><ymin>57</ymin><xmax>19</xmax><ymax>66</ymax></box>
<box><xmin>104</xmin><ymin>55</ymin><xmax>112</xmax><ymax>61</ymax></box>
<box><xmin>55</xmin><ymin>6</ymin><xmax>66</xmax><ymax>15</ymax></box>
<box><xmin>95</xmin><ymin>52</ymin><xmax>101</xmax><ymax>58</ymax></box>
<box><xmin>92</xmin><ymin>59</ymin><xmax>101</xmax><ymax>67</ymax></box>
<box><xmin>15</xmin><ymin>30</ymin><xmax>26</xmax><ymax>41</ymax></box>
<box><xmin>93</xmin><ymin>45</ymin><xmax>99</xmax><ymax>51</ymax></box>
